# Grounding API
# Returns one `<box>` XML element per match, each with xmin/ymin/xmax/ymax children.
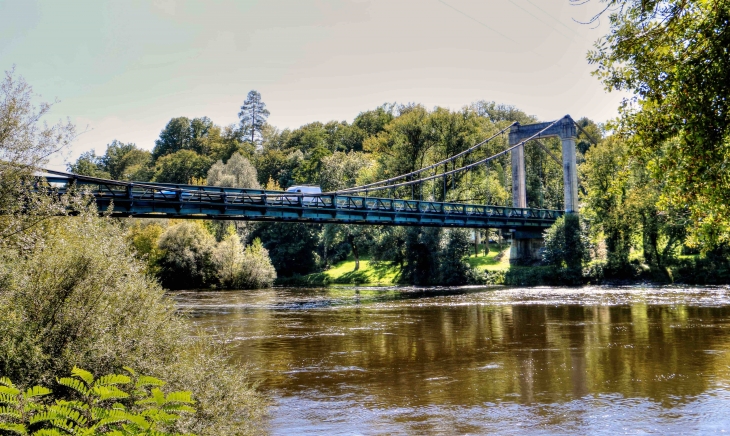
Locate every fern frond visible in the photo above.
<box><xmin>45</xmin><ymin>405</ymin><xmax>88</xmax><ymax>426</ymax></box>
<box><xmin>0</xmin><ymin>386</ymin><xmax>21</xmax><ymax>397</ymax></box>
<box><xmin>161</xmin><ymin>404</ymin><xmax>196</xmax><ymax>414</ymax></box>
<box><xmin>49</xmin><ymin>418</ymin><xmax>79</xmax><ymax>434</ymax></box>
<box><xmin>28</xmin><ymin>411</ymin><xmax>59</xmax><ymax>425</ymax></box>
<box><xmin>70</xmin><ymin>367</ymin><xmax>94</xmax><ymax>386</ymax></box>
<box><xmin>0</xmin><ymin>377</ymin><xmax>15</xmax><ymax>389</ymax></box>
<box><xmin>0</xmin><ymin>422</ymin><xmax>27</xmax><ymax>435</ymax></box>
<box><xmin>140</xmin><ymin>408</ymin><xmax>178</xmax><ymax>424</ymax></box>
<box><xmin>122</xmin><ymin>414</ymin><xmax>151</xmax><ymax>430</ymax></box>
<box><xmin>24</xmin><ymin>386</ymin><xmax>52</xmax><ymax>399</ymax></box>
<box><xmin>32</xmin><ymin>429</ymin><xmax>64</xmax><ymax>436</ymax></box>
<box><xmin>24</xmin><ymin>402</ymin><xmax>45</xmax><ymax>413</ymax></box>
<box><xmin>56</xmin><ymin>378</ymin><xmax>89</xmax><ymax>396</ymax></box>
<box><xmin>0</xmin><ymin>393</ymin><xmax>19</xmax><ymax>405</ymax></box>
<box><xmin>94</xmin><ymin>375</ymin><xmax>130</xmax><ymax>388</ymax></box>
<box><xmin>0</xmin><ymin>405</ymin><xmax>22</xmax><ymax>419</ymax></box>
<box><xmin>91</xmin><ymin>386</ymin><xmax>129</xmax><ymax>402</ymax></box>
<box><xmin>162</xmin><ymin>391</ymin><xmax>194</xmax><ymax>405</ymax></box>
<box><xmin>135</xmin><ymin>376</ymin><xmax>165</xmax><ymax>389</ymax></box>
<box><xmin>121</xmin><ymin>367</ymin><xmax>136</xmax><ymax>377</ymax></box>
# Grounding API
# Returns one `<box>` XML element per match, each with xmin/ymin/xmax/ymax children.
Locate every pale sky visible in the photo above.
<box><xmin>0</xmin><ymin>0</ymin><xmax>625</xmax><ymax>170</ymax></box>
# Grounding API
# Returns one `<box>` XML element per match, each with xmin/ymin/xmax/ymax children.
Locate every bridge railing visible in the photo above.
<box><xmin>41</xmin><ymin>174</ymin><xmax>563</xmax><ymax>222</ymax></box>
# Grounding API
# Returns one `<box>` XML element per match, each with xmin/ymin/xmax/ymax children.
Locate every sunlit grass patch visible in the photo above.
<box><xmin>324</xmin><ymin>256</ymin><xmax>400</xmax><ymax>285</ymax></box>
<box><xmin>467</xmin><ymin>244</ymin><xmax>511</xmax><ymax>272</ymax></box>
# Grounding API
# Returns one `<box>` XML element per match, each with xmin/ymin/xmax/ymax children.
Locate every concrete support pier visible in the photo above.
<box><xmin>508</xmin><ymin>116</ymin><xmax>578</xmax><ymax>263</ymax></box>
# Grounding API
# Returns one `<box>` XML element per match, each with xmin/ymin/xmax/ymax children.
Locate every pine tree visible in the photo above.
<box><xmin>238</xmin><ymin>90</ymin><xmax>270</xmax><ymax>144</ymax></box>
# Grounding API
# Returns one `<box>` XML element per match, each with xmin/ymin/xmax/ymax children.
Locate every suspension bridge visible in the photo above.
<box><xmin>41</xmin><ymin>115</ymin><xmax>584</xmax><ymax>260</ymax></box>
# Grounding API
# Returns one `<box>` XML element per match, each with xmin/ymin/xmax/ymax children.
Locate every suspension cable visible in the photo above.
<box><xmin>328</xmin><ymin>118</ymin><xmax>563</xmax><ymax>195</ymax></box>
<box><xmin>336</xmin><ymin>121</ymin><xmax>516</xmax><ymax>194</ymax></box>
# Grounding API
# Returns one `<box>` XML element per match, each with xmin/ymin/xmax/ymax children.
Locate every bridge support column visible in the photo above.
<box><xmin>559</xmin><ymin>118</ymin><xmax>579</xmax><ymax>213</ymax></box>
<box><xmin>510</xmin><ymin>231</ymin><xmax>544</xmax><ymax>264</ymax></box>
<box><xmin>510</xmin><ymin>143</ymin><xmax>526</xmax><ymax>209</ymax></box>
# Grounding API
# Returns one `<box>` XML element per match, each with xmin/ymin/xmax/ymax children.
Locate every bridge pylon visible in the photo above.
<box><xmin>508</xmin><ymin>115</ymin><xmax>578</xmax><ymax>263</ymax></box>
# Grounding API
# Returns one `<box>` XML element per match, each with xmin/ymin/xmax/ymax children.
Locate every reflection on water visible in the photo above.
<box><xmin>173</xmin><ymin>286</ymin><xmax>730</xmax><ymax>435</ymax></box>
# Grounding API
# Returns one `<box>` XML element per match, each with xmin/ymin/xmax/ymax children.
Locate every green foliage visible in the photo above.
<box><xmin>588</xmin><ymin>0</ymin><xmax>730</xmax><ymax>247</ymax></box>
<box><xmin>67</xmin><ymin>151</ymin><xmax>111</xmax><ymax>179</ymax></box>
<box><xmin>126</xmin><ymin>221</ymin><xmax>165</xmax><ymax>276</ymax></box>
<box><xmin>0</xmin><ymin>210</ymin><xmax>267</xmax><ymax>435</ymax></box>
<box><xmin>156</xmin><ymin>222</ymin><xmax>217</xmax><ymax>289</ymax></box>
<box><xmin>252</xmin><ymin>223</ymin><xmax>320</xmax><ymax>276</ymax></box>
<box><xmin>237</xmin><ymin>238</ymin><xmax>277</xmax><ymax>289</ymax></box>
<box><xmin>436</xmin><ymin>229</ymin><xmax>473</xmax><ymax>286</ymax></box>
<box><xmin>153</xmin><ymin>150</ymin><xmax>212</xmax><ymax>185</ymax></box>
<box><xmin>69</xmin><ymin>142</ymin><xmax>154</xmax><ymax>182</ymax></box>
<box><xmin>0</xmin><ymin>67</ymin><xmax>76</xmax><ymax>220</ymax></box>
<box><xmin>212</xmin><ymin>229</ymin><xmax>276</xmax><ymax>289</ymax></box>
<box><xmin>0</xmin><ymin>367</ymin><xmax>195</xmax><ymax>436</ymax></box>
<box><xmin>206</xmin><ymin>153</ymin><xmax>260</xmax><ymax>189</ymax></box>
<box><xmin>543</xmin><ymin>214</ymin><xmax>590</xmax><ymax>275</ymax></box>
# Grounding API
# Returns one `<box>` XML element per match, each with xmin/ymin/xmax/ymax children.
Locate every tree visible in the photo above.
<box><xmin>238</xmin><ymin>90</ymin><xmax>269</xmax><ymax>144</ymax></box>
<box><xmin>586</xmin><ymin>0</ymin><xmax>730</xmax><ymax>247</ymax></box>
<box><xmin>152</xmin><ymin>116</ymin><xmax>228</xmax><ymax>162</ymax></box>
<box><xmin>542</xmin><ymin>214</ymin><xmax>589</xmax><ymax>276</ymax></box>
<box><xmin>152</xmin><ymin>117</ymin><xmax>192</xmax><ymax>160</ymax></box>
<box><xmin>67</xmin><ymin>150</ymin><xmax>110</xmax><ymax>178</ymax></box>
<box><xmin>436</xmin><ymin>229</ymin><xmax>472</xmax><ymax>286</ymax></box>
<box><xmin>317</xmin><ymin>151</ymin><xmax>372</xmax><ymax>192</ymax></box>
<box><xmin>251</xmin><ymin>223</ymin><xmax>320</xmax><ymax>276</ymax></box>
<box><xmin>207</xmin><ymin>152</ymin><xmax>260</xmax><ymax>189</ymax></box>
<box><xmin>1</xmin><ymin>68</ymin><xmax>77</xmax><ymax>246</ymax></box>
<box><xmin>238</xmin><ymin>238</ymin><xmax>277</xmax><ymax>288</ymax></box>
<box><xmin>353</xmin><ymin>104</ymin><xmax>395</xmax><ymax>137</ymax></box>
<box><xmin>156</xmin><ymin>222</ymin><xmax>217</xmax><ymax>289</ymax></box>
<box><xmin>153</xmin><ymin>149</ymin><xmax>211</xmax><ymax>184</ymax></box>
<box><xmin>582</xmin><ymin>136</ymin><xmax>635</xmax><ymax>273</ymax></box>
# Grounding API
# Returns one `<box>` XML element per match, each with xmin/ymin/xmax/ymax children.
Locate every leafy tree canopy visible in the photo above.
<box><xmin>587</xmin><ymin>0</ymin><xmax>730</xmax><ymax>246</ymax></box>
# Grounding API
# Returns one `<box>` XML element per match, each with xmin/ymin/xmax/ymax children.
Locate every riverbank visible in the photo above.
<box><xmin>276</xmin><ymin>245</ymin><xmax>730</xmax><ymax>287</ymax></box>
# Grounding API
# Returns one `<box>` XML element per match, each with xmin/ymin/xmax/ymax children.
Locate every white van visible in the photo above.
<box><xmin>285</xmin><ymin>185</ymin><xmax>322</xmax><ymax>205</ymax></box>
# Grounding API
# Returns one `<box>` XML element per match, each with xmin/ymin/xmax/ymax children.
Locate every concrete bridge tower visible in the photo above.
<box><xmin>509</xmin><ymin>116</ymin><xmax>578</xmax><ymax>263</ymax></box>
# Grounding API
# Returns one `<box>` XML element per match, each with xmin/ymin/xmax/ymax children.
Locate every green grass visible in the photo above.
<box><xmin>466</xmin><ymin>244</ymin><xmax>511</xmax><ymax>272</ymax></box>
<box><xmin>322</xmin><ymin>256</ymin><xmax>400</xmax><ymax>285</ymax></box>
<box><xmin>284</xmin><ymin>243</ymin><xmax>511</xmax><ymax>287</ymax></box>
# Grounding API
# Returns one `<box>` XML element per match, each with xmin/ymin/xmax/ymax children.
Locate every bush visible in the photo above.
<box><xmin>207</xmin><ymin>152</ymin><xmax>261</xmax><ymax>189</ymax></box>
<box><xmin>436</xmin><ymin>229</ymin><xmax>472</xmax><ymax>286</ymax></box>
<box><xmin>0</xmin><ymin>211</ymin><xmax>267</xmax><ymax>435</ymax></box>
<box><xmin>157</xmin><ymin>222</ymin><xmax>217</xmax><ymax>289</ymax></box>
<box><xmin>213</xmin><ymin>229</ymin><xmax>276</xmax><ymax>289</ymax></box>
<box><xmin>238</xmin><ymin>238</ymin><xmax>277</xmax><ymax>289</ymax></box>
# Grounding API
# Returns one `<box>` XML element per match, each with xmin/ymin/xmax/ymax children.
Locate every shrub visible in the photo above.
<box><xmin>542</xmin><ymin>214</ymin><xmax>590</xmax><ymax>283</ymax></box>
<box><xmin>213</xmin><ymin>229</ymin><xmax>276</xmax><ymax>289</ymax></box>
<box><xmin>157</xmin><ymin>222</ymin><xmax>217</xmax><ymax>289</ymax></box>
<box><xmin>207</xmin><ymin>152</ymin><xmax>260</xmax><ymax>189</ymax></box>
<box><xmin>0</xmin><ymin>210</ymin><xmax>267</xmax><ymax>435</ymax></box>
<box><xmin>238</xmin><ymin>238</ymin><xmax>277</xmax><ymax>289</ymax></box>
<box><xmin>436</xmin><ymin>229</ymin><xmax>472</xmax><ymax>286</ymax></box>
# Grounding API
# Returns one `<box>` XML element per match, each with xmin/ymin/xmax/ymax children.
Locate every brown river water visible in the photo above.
<box><xmin>173</xmin><ymin>286</ymin><xmax>730</xmax><ymax>435</ymax></box>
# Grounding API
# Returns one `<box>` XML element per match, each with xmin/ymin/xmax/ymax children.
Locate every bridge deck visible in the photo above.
<box><xmin>44</xmin><ymin>173</ymin><xmax>563</xmax><ymax>231</ymax></box>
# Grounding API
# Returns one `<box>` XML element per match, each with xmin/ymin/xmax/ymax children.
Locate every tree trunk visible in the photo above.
<box><xmin>353</xmin><ymin>243</ymin><xmax>360</xmax><ymax>271</ymax></box>
<box><xmin>349</xmin><ymin>235</ymin><xmax>360</xmax><ymax>271</ymax></box>
<box><xmin>474</xmin><ymin>231</ymin><xmax>478</xmax><ymax>257</ymax></box>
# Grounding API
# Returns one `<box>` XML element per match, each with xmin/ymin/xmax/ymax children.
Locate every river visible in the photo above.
<box><xmin>173</xmin><ymin>286</ymin><xmax>730</xmax><ymax>435</ymax></box>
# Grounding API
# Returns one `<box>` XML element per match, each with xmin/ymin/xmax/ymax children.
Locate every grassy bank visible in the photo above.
<box><xmin>276</xmin><ymin>257</ymin><xmax>401</xmax><ymax>286</ymax></box>
<box><xmin>278</xmin><ymin>243</ymin><xmax>513</xmax><ymax>287</ymax></box>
